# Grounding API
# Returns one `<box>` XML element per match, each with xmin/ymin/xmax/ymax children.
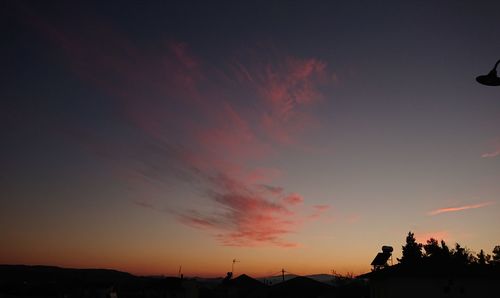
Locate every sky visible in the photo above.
<box><xmin>1</xmin><ymin>0</ymin><xmax>500</xmax><ymax>277</ymax></box>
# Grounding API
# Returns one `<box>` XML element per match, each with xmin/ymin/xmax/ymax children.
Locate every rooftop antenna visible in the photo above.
<box><xmin>178</xmin><ymin>265</ymin><xmax>182</xmax><ymax>279</ymax></box>
<box><xmin>232</xmin><ymin>259</ymin><xmax>240</xmax><ymax>277</ymax></box>
<box><xmin>281</xmin><ymin>268</ymin><xmax>285</xmax><ymax>282</ymax></box>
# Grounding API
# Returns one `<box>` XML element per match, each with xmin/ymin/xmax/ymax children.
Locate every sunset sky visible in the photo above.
<box><xmin>1</xmin><ymin>1</ymin><xmax>500</xmax><ymax>277</ymax></box>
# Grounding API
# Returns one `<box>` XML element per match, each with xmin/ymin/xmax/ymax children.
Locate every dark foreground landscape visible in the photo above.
<box><xmin>3</xmin><ymin>233</ymin><xmax>500</xmax><ymax>298</ymax></box>
<box><xmin>0</xmin><ymin>265</ymin><xmax>368</xmax><ymax>298</ymax></box>
<box><xmin>2</xmin><ymin>262</ymin><xmax>500</xmax><ymax>298</ymax></box>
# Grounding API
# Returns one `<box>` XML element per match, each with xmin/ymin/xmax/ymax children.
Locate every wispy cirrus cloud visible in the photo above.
<box><xmin>481</xmin><ymin>149</ymin><xmax>500</xmax><ymax>158</ymax></box>
<box><xmin>234</xmin><ymin>54</ymin><xmax>328</xmax><ymax>145</ymax></box>
<box><xmin>24</xmin><ymin>8</ymin><xmax>337</xmax><ymax>247</ymax></box>
<box><xmin>282</xmin><ymin>193</ymin><xmax>304</xmax><ymax>205</ymax></box>
<box><xmin>307</xmin><ymin>205</ymin><xmax>331</xmax><ymax>220</ymax></box>
<box><xmin>427</xmin><ymin>201</ymin><xmax>494</xmax><ymax>216</ymax></box>
<box><xmin>481</xmin><ymin>138</ymin><xmax>500</xmax><ymax>158</ymax></box>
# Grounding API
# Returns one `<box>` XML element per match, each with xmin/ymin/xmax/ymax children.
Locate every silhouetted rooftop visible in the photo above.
<box><xmin>359</xmin><ymin>263</ymin><xmax>500</xmax><ymax>279</ymax></box>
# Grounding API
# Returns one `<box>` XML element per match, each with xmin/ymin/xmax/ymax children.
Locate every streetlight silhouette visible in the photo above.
<box><xmin>476</xmin><ymin>59</ymin><xmax>500</xmax><ymax>86</ymax></box>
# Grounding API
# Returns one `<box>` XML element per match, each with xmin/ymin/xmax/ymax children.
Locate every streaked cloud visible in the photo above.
<box><xmin>428</xmin><ymin>202</ymin><xmax>494</xmax><ymax>216</ymax></box>
<box><xmin>481</xmin><ymin>149</ymin><xmax>500</xmax><ymax>158</ymax></box>
<box><xmin>26</xmin><ymin>12</ymin><xmax>338</xmax><ymax>247</ymax></box>
<box><xmin>481</xmin><ymin>138</ymin><xmax>500</xmax><ymax>158</ymax></box>
<box><xmin>282</xmin><ymin>193</ymin><xmax>304</xmax><ymax>205</ymax></box>
<box><xmin>307</xmin><ymin>204</ymin><xmax>331</xmax><ymax>220</ymax></box>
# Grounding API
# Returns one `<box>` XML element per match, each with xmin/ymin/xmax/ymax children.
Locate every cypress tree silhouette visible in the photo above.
<box><xmin>451</xmin><ymin>243</ymin><xmax>473</xmax><ymax>265</ymax></box>
<box><xmin>397</xmin><ymin>231</ymin><xmax>423</xmax><ymax>265</ymax></box>
<box><xmin>492</xmin><ymin>246</ymin><xmax>500</xmax><ymax>265</ymax></box>
<box><xmin>477</xmin><ymin>249</ymin><xmax>487</xmax><ymax>265</ymax></box>
<box><xmin>423</xmin><ymin>238</ymin><xmax>440</xmax><ymax>258</ymax></box>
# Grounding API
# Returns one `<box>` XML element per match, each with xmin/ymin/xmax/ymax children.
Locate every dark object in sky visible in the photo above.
<box><xmin>476</xmin><ymin>60</ymin><xmax>500</xmax><ymax>86</ymax></box>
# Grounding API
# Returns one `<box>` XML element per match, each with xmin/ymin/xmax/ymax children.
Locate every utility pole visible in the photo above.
<box><xmin>281</xmin><ymin>268</ymin><xmax>285</xmax><ymax>282</ymax></box>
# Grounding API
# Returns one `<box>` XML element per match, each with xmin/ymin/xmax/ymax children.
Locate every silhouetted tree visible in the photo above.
<box><xmin>451</xmin><ymin>243</ymin><xmax>473</xmax><ymax>265</ymax></box>
<box><xmin>398</xmin><ymin>231</ymin><xmax>423</xmax><ymax>265</ymax></box>
<box><xmin>440</xmin><ymin>240</ymin><xmax>450</xmax><ymax>257</ymax></box>
<box><xmin>492</xmin><ymin>246</ymin><xmax>500</xmax><ymax>265</ymax></box>
<box><xmin>222</xmin><ymin>272</ymin><xmax>233</xmax><ymax>284</ymax></box>
<box><xmin>423</xmin><ymin>238</ymin><xmax>451</xmax><ymax>263</ymax></box>
<box><xmin>424</xmin><ymin>238</ymin><xmax>440</xmax><ymax>257</ymax></box>
<box><xmin>477</xmin><ymin>249</ymin><xmax>487</xmax><ymax>265</ymax></box>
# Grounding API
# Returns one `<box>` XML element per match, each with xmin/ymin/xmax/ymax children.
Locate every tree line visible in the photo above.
<box><xmin>397</xmin><ymin>231</ymin><xmax>500</xmax><ymax>266</ymax></box>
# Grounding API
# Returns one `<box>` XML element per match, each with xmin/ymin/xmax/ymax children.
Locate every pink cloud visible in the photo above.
<box><xmin>282</xmin><ymin>193</ymin><xmax>304</xmax><ymax>205</ymax></box>
<box><xmin>306</xmin><ymin>204</ymin><xmax>331</xmax><ymax>220</ymax></box>
<box><xmin>481</xmin><ymin>149</ymin><xmax>500</xmax><ymax>158</ymax></box>
<box><xmin>195</xmin><ymin>104</ymin><xmax>272</xmax><ymax>161</ymax></box>
<box><xmin>427</xmin><ymin>201</ymin><xmax>494</xmax><ymax>216</ymax></box>
<box><xmin>26</xmin><ymin>11</ymin><xmax>337</xmax><ymax>247</ymax></box>
<box><xmin>481</xmin><ymin>138</ymin><xmax>500</xmax><ymax>158</ymax></box>
<box><xmin>262</xmin><ymin>57</ymin><xmax>327</xmax><ymax>116</ymax></box>
<box><xmin>313</xmin><ymin>204</ymin><xmax>330</xmax><ymax>211</ymax></box>
<box><xmin>259</xmin><ymin>59</ymin><xmax>328</xmax><ymax>144</ymax></box>
<box><xmin>168</xmin><ymin>41</ymin><xmax>198</xmax><ymax>70</ymax></box>
<box><xmin>257</xmin><ymin>184</ymin><xmax>284</xmax><ymax>195</ymax></box>
<box><xmin>229</xmin><ymin>50</ymin><xmax>332</xmax><ymax>145</ymax></box>
<box><xmin>177</xmin><ymin>175</ymin><xmax>335</xmax><ymax>247</ymax></box>
<box><xmin>178</xmin><ymin>175</ymin><xmax>301</xmax><ymax>247</ymax></box>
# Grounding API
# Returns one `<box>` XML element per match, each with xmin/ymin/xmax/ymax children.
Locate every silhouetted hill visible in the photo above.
<box><xmin>229</xmin><ymin>274</ymin><xmax>265</xmax><ymax>289</ymax></box>
<box><xmin>306</xmin><ymin>274</ymin><xmax>336</xmax><ymax>284</ymax></box>
<box><xmin>0</xmin><ymin>265</ymin><xmax>142</xmax><ymax>297</ymax></box>
<box><xmin>0</xmin><ymin>264</ymin><xmax>135</xmax><ymax>284</ymax></box>
<box><xmin>0</xmin><ymin>265</ymin><xmax>208</xmax><ymax>297</ymax></box>
<box><xmin>258</xmin><ymin>274</ymin><xmax>336</xmax><ymax>285</ymax></box>
<box><xmin>269</xmin><ymin>276</ymin><xmax>335</xmax><ymax>298</ymax></box>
